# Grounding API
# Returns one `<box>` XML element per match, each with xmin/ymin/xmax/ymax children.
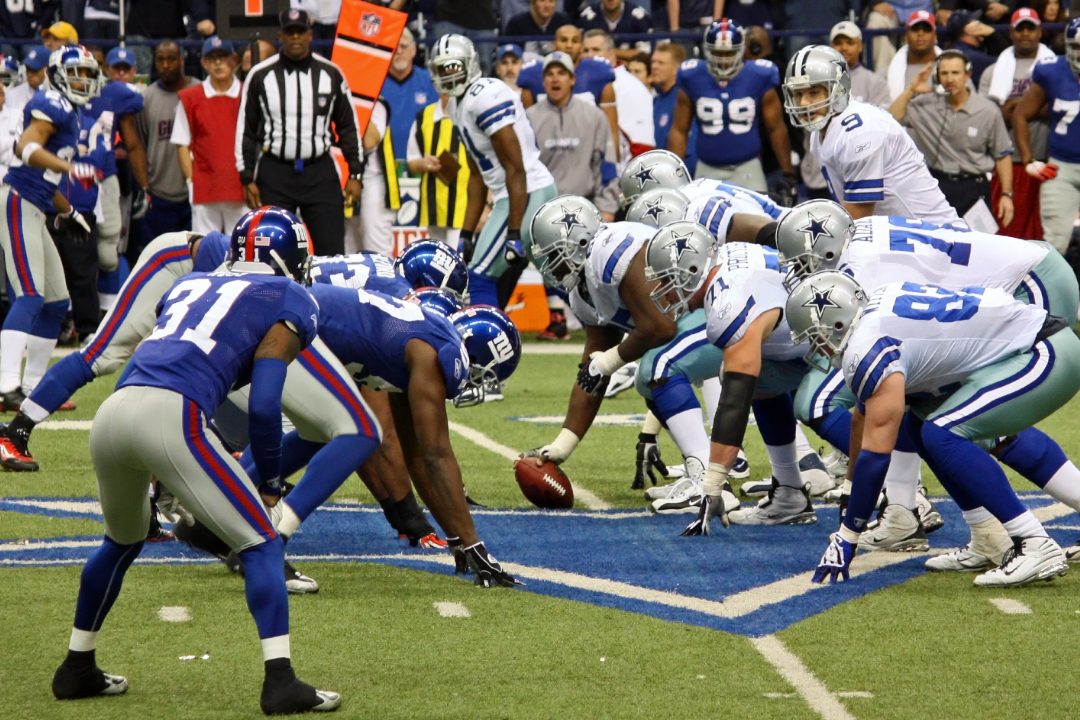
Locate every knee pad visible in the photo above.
<box><xmin>651</xmin><ymin>375</ymin><xmax>700</xmax><ymax>421</ymax></box>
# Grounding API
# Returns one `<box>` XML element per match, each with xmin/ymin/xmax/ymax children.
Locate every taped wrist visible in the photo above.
<box><xmin>702</xmin><ymin>462</ymin><xmax>730</xmax><ymax>496</ymax></box>
<box><xmin>710</xmin><ymin>371</ymin><xmax>757</xmax><ymax>447</ymax></box>
<box><xmin>545</xmin><ymin>427</ymin><xmax>580</xmax><ymax>461</ymax></box>
<box><xmin>20</xmin><ymin>141</ymin><xmax>41</xmax><ymax>165</ymax></box>
<box><xmin>592</xmin><ymin>345</ymin><xmax>627</xmax><ymax>375</ymax></box>
<box><xmin>755</xmin><ymin>221</ymin><xmax>779</xmax><ymax>248</ymax></box>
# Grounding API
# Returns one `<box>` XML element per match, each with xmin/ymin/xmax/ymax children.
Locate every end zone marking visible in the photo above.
<box><xmin>433</xmin><ymin>601</ymin><xmax>471</xmax><ymax>618</ymax></box>
<box><xmin>989</xmin><ymin>598</ymin><xmax>1033</xmax><ymax>615</ymax></box>
<box><xmin>750</xmin><ymin>635</ymin><xmax>858</xmax><ymax>720</ymax></box>
<box><xmin>158</xmin><ymin>606</ymin><xmax>192</xmax><ymax>622</ymax></box>
<box><xmin>446</xmin><ymin>420</ymin><xmax>609</xmax><ymax>510</ymax></box>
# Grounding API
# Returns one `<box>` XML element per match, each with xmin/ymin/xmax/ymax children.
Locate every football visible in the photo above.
<box><xmin>513</xmin><ymin>457</ymin><xmax>574</xmax><ymax>509</ymax></box>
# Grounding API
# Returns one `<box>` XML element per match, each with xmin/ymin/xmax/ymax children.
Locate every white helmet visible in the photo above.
<box><xmin>644</xmin><ymin>221</ymin><xmax>716</xmax><ymax>319</ymax></box>
<box><xmin>620</xmin><ymin>149</ymin><xmax>691</xmax><ymax>208</ymax></box>
<box><xmin>428</xmin><ymin>34</ymin><xmax>481</xmax><ymax>97</ymax></box>
<box><xmin>774</xmin><ymin>199</ymin><xmax>855</xmax><ymax>281</ymax></box>
<box><xmin>625</xmin><ymin>188</ymin><xmax>689</xmax><ymax>228</ymax></box>
<box><xmin>529</xmin><ymin>195</ymin><xmax>602</xmax><ymax>291</ymax></box>
<box><xmin>785</xmin><ymin>270</ymin><xmax>867</xmax><ymax>371</ymax></box>
<box><xmin>783</xmin><ymin>45</ymin><xmax>850</xmax><ymax>132</ymax></box>
<box><xmin>702</xmin><ymin>18</ymin><xmax>745</xmax><ymax>82</ymax></box>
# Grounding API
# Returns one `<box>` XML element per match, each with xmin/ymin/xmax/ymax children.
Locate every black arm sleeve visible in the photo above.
<box><xmin>755</xmin><ymin>221</ymin><xmax>779</xmax><ymax>249</ymax></box>
<box><xmin>710</xmin><ymin>371</ymin><xmax>758</xmax><ymax>447</ymax></box>
<box><xmin>237</xmin><ymin>68</ymin><xmax>265</xmax><ymax>184</ymax></box>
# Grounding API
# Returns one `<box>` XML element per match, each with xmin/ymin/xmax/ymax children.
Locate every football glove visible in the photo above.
<box><xmin>52</xmin><ymin>208</ymin><xmax>92</xmax><ymax>242</ymax></box>
<box><xmin>681</xmin><ymin>463</ymin><xmax>732</xmax><ymax>536</ymax></box>
<box><xmin>459</xmin><ymin>230</ymin><xmax>475</xmax><ymax>264</ymax></box>
<box><xmin>812</xmin><ymin>533</ymin><xmax>856</xmax><ymax>584</ymax></box>
<box><xmin>633</xmin><ymin>433</ymin><xmax>668</xmax><ymax>490</ymax></box>
<box><xmin>463</xmin><ymin>541</ymin><xmax>522</xmax><ymax>588</ymax></box>
<box><xmin>67</xmin><ymin>162</ymin><xmax>102</xmax><ymax>189</ymax></box>
<box><xmin>576</xmin><ymin>356</ymin><xmax>611</xmax><ymax>396</ymax></box>
<box><xmin>155</xmin><ymin>486</ymin><xmax>195</xmax><ymax>527</ymax></box>
<box><xmin>130</xmin><ymin>187</ymin><xmax>150</xmax><ymax>220</ymax></box>
<box><xmin>1025</xmin><ymin>161</ymin><xmax>1059</xmax><ymax>181</ymax></box>
<box><xmin>504</xmin><ymin>228</ymin><xmax>528</xmax><ymax>270</ymax></box>
<box><xmin>771</xmin><ymin>170</ymin><xmax>799</xmax><ymax>208</ymax></box>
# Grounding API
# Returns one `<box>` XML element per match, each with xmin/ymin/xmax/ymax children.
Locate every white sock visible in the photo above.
<box><xmin>766</xmin><ymin>440</ymin><xmax>803</xmax><ymax>488</ymax></box>
<box><xmin>278</xmin><ymin>502</ymin><xmax>302</xmax><ymax>538</ymax></box>
<box><xmin>962</xmin><ymin>507</ymin><xmax>994</xmax><ymax>526</ymax></box>
<box><xmin>664</xmin><ymin>408</ymin><xmax>710</xmax><ymax>466</ymax></box>
<box><xmin>20</xmin><ymin>397</ymin><xmax>50</xmax><ymax>423</ymax></box>
<box><xmin>1003</xmin><ymin>510</ymin><xmax>1045</xmax><ymax>539</ymax></box>
<box><xmin>22</xmin><ymin>335</ymin><xmax>58</xmax><ymax>393</ymax></box>
<box><xmin>794</xmin><ymin>423</ymin><xmax>813</xmax><ymax>457</ymax></box>
<box><xmin>0</xmin><ymin>329</ymin><xmax>28</xmax><ymax>392</ymax></box>
<box><xmin>883</xmin><ymin>450</ymin><xmax>921</xmax><ymax>510</ymax></box>
<box><xmin>1042</xmin><ymin>462</ymin><xmax>1080</xmax><ymax>512</ymax></box>
<box><xmin>261</xmin><ymin>634</ymin><xmax>291</xmax><ymax>662</ymax></box>
<box><xmin>701</xmin><ymin>377</ymin><xmax>721</xmax><ymax>423</ymax></box>
<box><xmin>69</xmin><ymin>627</ymin><xmax>98</xmax><ymax>652</ymax></box>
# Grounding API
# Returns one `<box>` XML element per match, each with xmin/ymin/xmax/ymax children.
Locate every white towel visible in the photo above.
<box><xmin>886</xmin><ymin>45</ymin><xmax>941</xmax><ymax>100</ymax></box>
<box><xmin>987</xmin><ymin>44</ymin><xmax>1057</xmax><ymax>103</ymax></box>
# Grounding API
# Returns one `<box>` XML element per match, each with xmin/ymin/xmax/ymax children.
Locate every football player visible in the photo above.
<box><xmin>783</xmin><ymin>45</ymin><xmax>959</xmax><ymax>223</ymax></box>
<box><xmin>787</xmin><ymin>272</ymin><xmax>1078</xmax><ymax>587</ymax></box>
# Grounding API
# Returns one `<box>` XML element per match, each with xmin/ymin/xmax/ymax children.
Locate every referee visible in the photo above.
<box><xmin>236</xmin><ymin>8</ymin><xmax>364</xmax><ymax>256</ymax></box>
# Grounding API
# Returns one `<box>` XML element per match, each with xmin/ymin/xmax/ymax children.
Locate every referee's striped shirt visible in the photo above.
<box><xmin>235</xmin><ymin>52</ymin><xmax>364</xmax><ymax>184</ymax></box>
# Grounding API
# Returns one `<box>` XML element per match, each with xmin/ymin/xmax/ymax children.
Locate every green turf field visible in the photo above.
<box><xmin>2</xmin><ymin>346</ymin><xmax>1079</xmax><ymax>720</ymax></box>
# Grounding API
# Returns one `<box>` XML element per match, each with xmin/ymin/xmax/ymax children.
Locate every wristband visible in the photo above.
<box><xmin>702</xmin><ymin>462</ymin><xmax>731</xmax><ymax>496</ymax></box>
<box><xmin>20</xmin><ymin>142</ymin><xmax>41</xmax><ymax>165</ymax></box>
<box><xmin>1001</xmin><ymin>191</ymin><xmax>1013</xmax><ymax>198</ymax></box>
<box><xmin>592</xmin><ymin>345</ymin><xmax>627</xmax><ymax>375</ymax></box>
<box><xmin>547</xmin><ymin>428</ymin><xmax>580</xmax><ymax>461</ymax></box>
<box><xmin>641</xmin><ymin>410</ymin><xmax>662</xmax><ymax>436</ymax></box>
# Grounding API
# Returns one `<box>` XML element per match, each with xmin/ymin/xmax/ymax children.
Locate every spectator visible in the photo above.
<box><xmin>348</xmin><ymin>97</ymin><xmax>399</xmax><ymax>256</ymax></box>
<box><xmin>133</xmin><ymin>40</ymin><xmax>197</xmax><ymax>261</ymax></box>
<box><xmin>943</xmin><ymin>9</ymin><xmax>995</xmax><ymax>85</ymax></box>
<box><xmin>406</xmin><ymin>94</ymin><xmax>472</xmax><ymax>247</ymax></box>
<box><xmin>236</xmin><ymin>9</ymin><xmax>364</xmax><ymax>256</ymax></box>
<box><xmin>780</xmin><ymin>0</ymin><xmax>858</xmax><ymax>62</ymax></box>
<box><xmin>83</xmin><ymin>0</ymin><xmax>122</xmax><ymax>42</ymax></box>
<box><xmin>6</xmin><ymin>45</ymin><xmax>48</xmax><ymax>117</ymax></box>
<box><xmin>126</xmin><ymin>0</ymin><xmax>216</xmax><ymax>75</ymax></box>
<box><xmin>980</xmin><ymin>7</ymin><xmax>1056</xmax><ymax>239</ymax></box>
<box><xmin>0</xmin><ymin>83</ymin><xmax>18</xmax><ymax>178</ymax></box>
<box><xmin>665</xmin><ymin>0</ymin><xmax>721</xmax><ymax>32</ymax></box>
<box><xmin>1031</xmin><ymin>0</ymin><xmax>1070</xmax><ymax>55</ymax></box>
<box><xmin>172</xmin><ymin>37</ymin><xmax>246</xmax><ymax>236</ymax></box>
<box><xmin>743</xmin><ymin>25</ymin><xmax>774</xmax><ymax>63</ymax></box>
<box><xmin>1014</xmin><ymin>17</ymin><xmax>1080</xmax><ymax>254</ymax></box>
<box><xmin>937</xmin><ymin>1</ymin><xmax>1011</xmax><ymax>26</ymax></box>
<box><xmin>577</xmin><ymin>0</ymin><xmax>652</xmax><ymax>60</ymax></box>
<box><xmin>494</xmin><ymin>43</ymin><xmax>525</xmax><ymax>94</ymax></box>
<box><xmin>583</xmin><ymin>28</ymin><xmax>654</xmax><ymax>157</ymax></box>
<box><xmin>625</xmin><ymin>51</ymin><xmax>650</xmax><ymax>85</ymax></box>
<box><xmin>0</xmin><ymin>1</ymin><xmax>53</xmax><ymax>60</ymax></box>
<box><xmin>433</xmin><ymin>0</ymin><xmax>500</xmax><ymax>69</ymax></box>
<box><xmin>505</xmin><ymin>0</ymin><xmax>572</xmax><ymax>56</ymax></box>
<box><xmin>527</xmin><ymin>51</ymin><xmax>619</xmax><ymax>217</ymax></box>
<box><xmin>380</xmin><ymin>27</ymin><xmax>436</xmax><ymax>165</ymax></box>
<box><xmin>723</xmin><ymin>0</ymin><xmax>775</xmax><ymax>30</ymax></box>
<box><xmin>883</xmin><ymin>10</ymin><xmax>941</xmax><ymax>101</ymax></box>
<box><xmin>651</xmin><ymin>41</ymin><xmax>697</xmax><ymax>173</ymax></box>
<box><xmin>889</xmin><ymin>49</ymin><xmax>1014</xmax><ymax>223</ymax></box>
<box><xmin>238</xmin><ymin>39</ymin><xmax>278</xmax><ymax>82</ymax></box>
<box><xmin>40</xmin><ymin>21</ymin><xmax>79</xmax><ymax>52</ymax></box>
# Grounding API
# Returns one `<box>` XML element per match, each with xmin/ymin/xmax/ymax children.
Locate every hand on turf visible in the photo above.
<box><xmin>1025</xmin><ymin>161</ymin><xmax>1059</xmax><ymax>181</ymax></box>
<box><xmin>576</xmin><ymin>354</ymin><xmax>611</xmax><ymax>396</ymax></box>
<box><xmin>448</xmin><ymin>537</ymin><xmax>470</xmax><ymax>574</ymax></box>
<box><xmin>812</xmin><ymin>533</ymin><xmax>856</xmax><ymax>584</ymax></box>
<box><xmin>680</xmin><ymin>495</ymin><xmax>729</xmax><ymax>536</ymax></box>
<box><xmin>155</xmin><ymin>487</ymin><xmax>195</xmax><ymax>527</ymax></box>
<box><xmin>633</xmin><ymin>433</ymin><xmax>668</xmax><ymax>490</ymax></box>
<box><xmin>464</xmin><ymin>542</ymin><xmax>523</xmax><ymax>588</ymax></box>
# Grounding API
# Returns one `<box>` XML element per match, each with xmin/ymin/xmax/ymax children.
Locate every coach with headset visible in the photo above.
<box><xmin>236</xmin><ymin>8</ymin><xmax>364</xmax><ymax>256</ymax></box>
<box><xmin>889</xmin><ymin>48</ymin><xmax>1015</xmax><ymax>227</ymax></box>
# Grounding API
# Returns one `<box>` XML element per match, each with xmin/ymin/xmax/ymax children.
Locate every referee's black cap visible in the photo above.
<box><xmin>279</xmin><ymin>8</ymin><xmax>312</xmax><ymax>30</ymax></box>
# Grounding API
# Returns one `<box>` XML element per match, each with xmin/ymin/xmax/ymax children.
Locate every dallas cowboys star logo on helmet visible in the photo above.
<box><xmin>802</xmin><ymin>287</ymin><xmax>840</xmax><ymax>319</ymax></box>
<box><xmin>799</xmin><ymin>212</ymin><xmax>833</xmax><ymax>248</ymax></box>
<box><xmin>665</xmin><ymin>231</ymin><xmax>695</xmax><ymax>263</ymax></box>
<box><xmin>643</xmin><ymin>198</ymin><xmax>666</xmax><ymax>223</ymax></box>
<box><xmin>553</xmin><ymin>205</ymin><xmax>584</xmax><ymax>235</ymax></box>
<box><xmin>633</xmin><ymin>163</ymin><xmax>657</xmax><ymax>189</ymax></box>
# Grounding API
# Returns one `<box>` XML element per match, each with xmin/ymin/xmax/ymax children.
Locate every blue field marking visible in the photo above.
<box><xmin>0</xmin><ymin>493</ymin><xmax>1072</xmax><ymax>636</ymax></box>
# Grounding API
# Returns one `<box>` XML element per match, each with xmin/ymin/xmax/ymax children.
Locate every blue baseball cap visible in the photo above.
<box><xmin>201</xmin><ymin>36</ymin><xmax>235</xmax><ymax>57</ymax></box>
<box><xmin>23</xmin><ymin>45</ymin><xmax>49</xmax><ymax>71</ymax></box>
<box><xmin>495</xmin><ymin>43</ymin><xmax>523</xmax><ymax>61</ymax></box>
<box><xmin>106</xmin><ymin>46</ymin><xmax>136</xmax><ymax>68</ymax></box>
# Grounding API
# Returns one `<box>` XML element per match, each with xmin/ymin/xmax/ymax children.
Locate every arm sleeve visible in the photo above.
<box><xmin>247</xmin><ymin>357</ymin><xmax>288</xmax><ymax>491</ymax></box>
<box><xmin>330</xmin><ymin>66</ymin><xmax>364</xmax><ymax>176</ymax></box>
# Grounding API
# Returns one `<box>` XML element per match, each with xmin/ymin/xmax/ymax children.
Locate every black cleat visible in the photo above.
<box><xmin>260</xmin><ymin>676</ymin><xmax>341</xmax><ymax>715</ymax></box>
<box><xmin>52</xmin><ymin>662</ymin><xmax>128</xmax><ymax>700</ymax></box>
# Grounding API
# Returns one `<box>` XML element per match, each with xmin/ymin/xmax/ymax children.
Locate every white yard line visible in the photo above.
<box><xmin>446</xmin><ymin>420</ymin><xmax>609</xmax><ymax>510</ymax></box>
<box><xmin>2</xmin><ymin>498</ymin><xmax>102</xmax><ymax>515</ymax></box>
<box><xmin>0</xmin><ymin>538</ymin><xmax>100</xmax><ymax>552</ymax></box>
<box><xmin>1034</xmin><ymin>502</ymin><xmax>1073</xmax><ymax>522</ymax></box>
<box><xmin>158</xmin><ymin>606</ymin><xmax>192</xmax><ymax>622</ymax></box>
<box><xmin>433</xmin><ymin>601</ymin><xmax>471</xmax><ymax>618</ymax></box>
<box><xmin>750</xmin><ymin>635</ymin><xmax>859</xmax><ymax>720</ymax></box>
<box><xmin>36</xmin><ymin>420</ymin><xmax>93</xmax><ymax>431</ymax></box>
<box><xmin>522</xmin><ymin>344</ymin><xmax>584</xmax><ymax>355</ymax></box>
<box><xmin>989</xmin><ymin>598</ymin><xmax>1033</xmax><ymax>615</ymax></box>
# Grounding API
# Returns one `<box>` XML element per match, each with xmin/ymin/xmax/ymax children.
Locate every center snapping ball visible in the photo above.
<box><xmin>514</xmin><ymin>458</ymin><xmax>574</xmax><ymax>509</ymax></box>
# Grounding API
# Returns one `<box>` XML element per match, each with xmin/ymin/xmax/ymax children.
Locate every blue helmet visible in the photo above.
<box><xmin>1067</xmin><ymin>17</ymin><xmax>1080</xmax><ymax>76</ymax></box>
<box><xmin>408</xmin><ymin>286</ymin><xmax>465</xmax><ymax>316</ymax></box>
<box><xmin>703</xmin><ymin>19</ymin><xmax>745</xmax><ymax>81</ymax></box>
<box><xmin>0</xmin><ymin>56</ymin><xmax>23</xmax><ymax>88</ymax></box>
<box><xmin>46</xmin><ymin>45</ymin><xmax>102</xmax><ymax>106</ymax></box>
<box><xmin>228</xmin><ymin>206</ymin><xmax>312</xmax><ymax>281</ymax></box>
<box><xmin>395</xmin><ymin>240</ymin><xmax>469</xmax><ymax>297</ymax></box>
<box><xmin>450</xmin><ymin>305</ymin><xmax>522</xmax><ymax>407</ymax></box>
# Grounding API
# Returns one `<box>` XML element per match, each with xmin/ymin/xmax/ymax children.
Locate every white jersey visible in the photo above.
<box><xmin>5</xmin><ymin>82</ymin><xmax>34</xmax><ymax>119</ymax></box>
<box><xmin>841</xmin><ymin>215</ymin><xmax>1050</xmax><ymax>295</ymax></box>
<box><xmin>0</xmin><ymin>105</ymin><xmax>22</xmax><ymax>177</ymax></box>
<box><xmin>448</xmin><ymin>78</ymin><xmax>554</xmax><ymax>201</ymax></box>
<box><xmin>703</xmin><ymin>243</ymin><xmax>806</xmax><ymax>360</ymax></box>
<box><xmin>813</xmin><ymin>100</ymin><xmax>959</xmax><ymax>224</ymax></box>
<box><xmin>842</xmin><ymin>282</ymin><xmax>1046</xmax><ymax>403</ymax></box>
<box><xmin>571</xmin><ymin>221</ymin><xmax>654</xmax><ymax>331</ymax></box>
<box><xmin>682</xmin><ymin>178</ymin><xmax>786</xmax><ymax>241</ymax></box>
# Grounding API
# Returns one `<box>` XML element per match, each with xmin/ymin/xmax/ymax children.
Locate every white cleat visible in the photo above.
<box><xmin>649</xmin><ymin>477</ymin><xmax>702</xmax><ymax>514</ymax></box>
<box><xmin>728</xmin><ymin>480</ymin><xmax>817</xmax><ymax>525</ymax></box>
<box><xmin>915</xmin><ymin>489</ymin><xmax>944</xmax><ymax>534</ymax></box>
<box><xmin>285</xmin><ymin>561</ymin><xmax>319</xmax><ymax>594</ymax></box>
<box><xmin>1065</xmin><ymin>541</ymin><xmax>1080</xmax><ymax>564</ymax></box>
<box><xmin>821</xmin><ymin>448</ymin><xmax>848</xmax><ymax>479</ymax></box>
<box><xmin>926</xmin><ymin>546</ymin><xmax>997</xmax><ymax>572</ymax></box>
<box><xmin>973</xmin><ymin>536</ymin><xmax>1068</xmax><ymax>587</ymax></box>
<box><xmin>799</xmin><ymin>452</ymin><xmax>837</xmax><ymax>497</ymax></box>
<box><xmin>859</xmin><ymin>505</ymin><xmax>929</xmax><ymax>552</ymax></box>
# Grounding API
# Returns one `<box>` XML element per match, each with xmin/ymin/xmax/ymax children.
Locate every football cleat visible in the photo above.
<box><xmin>645</xmin><ymin>475</ymin><xmax>684</xmax><ymax>501</ymax></box>
<box><xmin>412</xmin><ymin>532</ymin><xmax>448</xmax><ymax>550</ymax></box>
<box><xmin>648</xmin><ymin>476</ymin><xmax>702</xmax><ymax>514</ymax></box>
<box><xmin>285</xmin><ymin>561</ymin><xmax>319</xmax><ymax>594</ymax></box>
<box><xmin>730</xmin><ymin>450</ymin><xmax>750</xmax><ymax>479</ymax></box>
<box><xmin>1065</xmin><ymin>540</ymin><xmax>1080</xmax><ymax>564</ymax></box>
<box><xmin>728</xmin><ymin>479</ymin><xmax>817</xmax><ymax>525</ymax></box>
<box><xmin>973</xmin><ymin>536</ymin><xmax>1068</xmax><ymax>587</ymax></box>
<box><xmin>799</xmin><ymin>451</ymin><xmax>837</xmax><ymax>496</ymax></box>
<box><xmin>481</xmin><ymin>379</ymin><xmax>504</xmax><ymax>403</ymax></box>
<box><xmin>821</xmin><ymin>448</ymin><xmax>848</xmax><ymax>479</ymax></box>
<box><xmin>858</xmin><ymin>504</ymin><xmax>928</xmax><ymax>552</ymax></box>
<box><xmin>915</xmin><ymin>488</ymin><xmax>944</xmax><ymax>534</ymax></box>
<box><xmin>537</xmin><ymin>310</ymin><xmax>571</xmax><ymax>341</ymax></box>
<box><xmin>604</xmin><ymin>361</ymin><xmax>638</xmax><ymax>398</ymax></box>
<box><xmin>0</xmin><ymin>430</ymin><xmax>38</xmax><ymax>471</ymax></box>
<box><xmin>52</xmin><ymin>662</ymin><xmax>128</xmax><ymax>700</ymax></box>
<box><xmin>261</xmin><ymin>676</ymin><xmax>341</xmax><ymax>715</ymax></box>
<box><xmin>925</xmin><ymin>546</ymin><xmax>997</xmax><ymax>572</ymax></box>
<box><xmin>1</xmin><ymin>388</ymin><xmax>26</xmax><ymax>412</ymax></box>
<box><xmin>58</xmin><ymin>399</ymin><xmax>77</xmax><ymax>411</ymax></box>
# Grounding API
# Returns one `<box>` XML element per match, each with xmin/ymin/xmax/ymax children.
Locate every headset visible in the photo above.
<box><xmin>931</xmin><ymin>49</ymin><xmax>972</xmax><ymax>94</ymax></box>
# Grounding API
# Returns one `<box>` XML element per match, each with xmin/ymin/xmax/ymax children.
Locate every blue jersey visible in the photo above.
<box><xmin>192</xmin><ymin>231</ymin><xmax>231</xmax><ymax>272</ymax></box>
<box><xmin>518</xmin><ymin>56</ymin><xmax>615</xmax><ymax>104</ymax></box>
<box><xmin>654</xmin><ymin>83</ymin><xmax>698</xmax><ymax>174</ymax></box>
<box><xmin>676</xmin><ymin>58</ymin><xmax>779</xmax><ymax>166</ymax></box>
<box><xmin>1032</xmin><ymin>56</ymin><xmax>1080</xmax><ymax>163</ymax></box>
<box><xmin>5</xmin><ymin>89</ymin><xmax>85</xmax><ymax>213</ymax></box>
<box><xmin>308</xmin><ymin>283</ymin><xmax>470</xmax><ymax>399</ymax></box>
<box><xmin>81</xmin><ymin>81</ymin><xmax>144</xmax><ymax>179</ymax></box>
<box><xmin>379</xmin><ymin>66</ymin><xmax>436</xmax><ymax>159</ymax></box>
<box><xmin>307</xmin><ymin>252</ymin><xmax>411</xmax><ymax>298</ymax></box>
<box><xmin>0</xmin><ymin>0</ymin><xmax>56</xmax><ymax>38</ymax></box>
<box><xmin>121</xmin><ymin>273</ymin><xmax>319</xmax><ymax>415</ymax></box>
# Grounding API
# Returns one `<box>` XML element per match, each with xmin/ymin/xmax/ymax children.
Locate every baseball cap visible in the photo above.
<box><xmin>542</xmin><ymin>51</ymin><xmax>575</xmax><ymax>75</ymax></box>
<box><xmin>279</xmin><ymin>8</ymin><xmax>311</xmax><ymax>30</ymax></box>
<box><xmin>905</xmin><ymin>10</ymin><xmax>936</xmax><ymax>29</ymax></box>
<box><xmin>41</xmin><ymin>20</ymin><xmax>78</xmax><ymax>44</ymax></box>
<box><xmin>829</xmin><ymin>21</ymin><xmax>862</xmax><ymax>43</ymax></box>
<box><xmin>1012</xmin><ymin>8</ymin><xmax>1041</xmax><ymax>28</ymax></box>
<box><xmin>201</xmin><ymin>36</ymin><xmax>235</xmax><ymax>57</ymax></box>
<box><xmin>496</xmin><ymin>43</ymin><xmax>524</xmax><ymax>61</ymax></box>
<box><xmin>22</xmin><ymin>45</ymin><xmax>49</xmax><ymax>71</ymax></box>
<box><xmin>946</xmin><ymin>10</ymin><xmax>993</xmax><ymax>39</ymax></box>
<box><xmin>106</xmin><ymin>46</ymin><xmax>136</xmax><ymax>67</ymax></box>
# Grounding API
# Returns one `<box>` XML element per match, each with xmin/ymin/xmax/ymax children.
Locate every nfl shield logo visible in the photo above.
<box><xmin>360</xmin><ymin>12</ymin><xmax>381</xmax><ymax>36</ymax></box>
<box><xmin>318</xmin><ymin>96</ymin><xmax>328</xmax><ymax>109</ymax></box>
<box><xmin>414</xmin><ymin>92</ymin><xmax>428</xmax><ymax>105</ymax></box>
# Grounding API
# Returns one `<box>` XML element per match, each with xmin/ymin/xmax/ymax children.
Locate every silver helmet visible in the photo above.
<box><xmin>428</xmin><ymin>34</ymin><xmax>481</xmax><ymax>97</ymax></box>
<box><xmin>529</xmin><ymin>195</ymin><xmax>602</xmax><ymax>291</ymax></box>
<box><xmin>774</xmin><ymin>199</ymin><xmax>855</xmax><ymax>281</ymax></box>
<box><xmin>625</xmin><ymin>188</ymin><xmax>690</xmax><ymax>228</ymax></box>
<box><xmin>620</xmin><ymin>149</ymin><xmax>691</xmax><ymax>208</ymax></box>
<box><xmin>644</xmin><ymin>220</ymin><xmax>716</xmax><ymax>319</ymax></box>
<box><xmin>783</xmin><ymin>45</ymin><xmax>850</xmax><ymax>132</ymax></box>
<box><xmin>785</xmin><ymin>270</ymin><xmax>868</xmax><ymax>371</ymax></box>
